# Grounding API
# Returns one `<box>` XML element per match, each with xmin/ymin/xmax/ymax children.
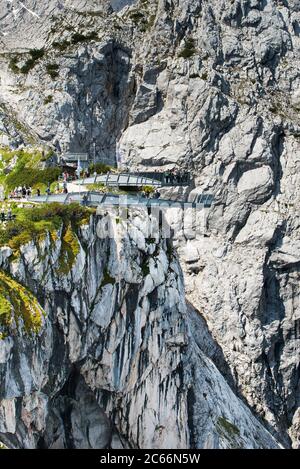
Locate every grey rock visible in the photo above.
<box><xmin>0</xmin><ymin>0</ymin><xmax>300</xmax><ymax>449</ymax></box>
<box><xmin>0</xmin><ymin>211</ymin><xmax>281</xmax><ymax>449</ymax></box>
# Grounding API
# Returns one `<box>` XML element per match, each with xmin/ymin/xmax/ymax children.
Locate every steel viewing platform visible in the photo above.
<box><xmin>28</xmin><ymin>192</ymin><xmax>214</xmax><ymax>209</ymax></box>
<box><xmin>74</xmin><ymin>172</ymin><xmax>191</xmax><ymax>188</ymax></box>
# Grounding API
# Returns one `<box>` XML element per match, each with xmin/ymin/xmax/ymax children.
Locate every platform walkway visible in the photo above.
<box><xmin>28</xmin><ymin>191</ymin><xmax>214</xmax><ymax>209</ymax></box>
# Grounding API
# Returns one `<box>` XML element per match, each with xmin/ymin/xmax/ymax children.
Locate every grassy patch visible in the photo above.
<box><xmin>88</xmin><ymin>183</ymin><xmax>108</xmax><ymax>192</ymax></box>
<box><xmin>5</xmin><ymin>163</ymin><xmax>61</xmax><ymax>192</ymax></box>
<box><xmin>0</xmin><ymin>270</ymin><xmax>44</xmax><ymax>336</ymax></box>
<box><xmin>0</xmin><ymin>203</ymin><xmax>94</xmax><ymax>254</ymax></box>
<box><xmin>217</xmin><ymin>417</ymin><xmax>240</xmax><ymax>438</ymax></box>
<box><xmin>0</xmin><ymin>147</ymin><xmax>61</xmax><ymax>192</ymax></box>
<box><xmin>57</xmin><ymin>224</ymin><xmax>80</xmax><ymax>275</ymax></box>
<box><xmin>89</xmin><ymin>162</ymin><xmax>115</xmax><ymax>174</ymax></box>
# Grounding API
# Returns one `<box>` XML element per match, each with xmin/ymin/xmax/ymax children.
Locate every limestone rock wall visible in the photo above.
<box><xmin>0</xmin><ymin>0</ymin><xmax>299</xmax><ymax>448</ymax></box>
<box><xmin>0</xmin><ymin>211</ymin><xmax>280</xmax><ymax>448</ymax></box>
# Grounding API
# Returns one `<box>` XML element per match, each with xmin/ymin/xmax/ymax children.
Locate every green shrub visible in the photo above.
<box><xmin>217</xmin><ymin>417</ymin><xmax>240</xmax><ymax>437</ymax></box>
<box><xmin>130</xmin><ymin>11</ymin><xmax>145</xmax><ymax>23</ymax></box>
<box><xmin>141</xmin><ymin>260</ymin><xmax>150</xmax><ymax>276</ymax></box>
<box><xmin>9</xmin><ymin>56</ymin><xmax>20</xmax><ymax>74</ymax></box>
<box><xmin>0</xmin><ymin>148</ymin><xmax>61</xmax><ymax>192</ymax></box>
<box><xmin>43</xmin><ymin>95</ymin><xmax>53</xmax><ymax>105</ymax></box>
<box><xmin>148</xmin><ymin>14</ymin><xmax>156</xmax><ymax>28</ymax></box>
<box><xmin>178</xmin><ymin>38</ymin><xmax>196</xmax><ymax>59</ymax></box>
<box><xmin>52</xmin><ymin>40</ymin><xmax>71</xmax><ymax>51</ymax></box>
<box><xmin>89</xmin><ymin>162</ymin><xmax>114</xmax><ymax>174</ymax></box>
<box><xmin>142</xmin><ymin>185</ymin><xmax>155</xmax><ymax>195</ymax></box>
<box><xmin>5</xmin><ymin>166</ymin><xmax>61</xmax><ymax>191</ymax></box>
<box><xmin>0</xmin><ymin>270</ymin><xmax>44</xmax><ymax>335</ymax></box>
<box><xmin>0</xmin><ymin>203</ymin><xmax>94</xmax><ymax>253</ymax></box>
<box><xmin>71</xmin><ymin>31</ymin><xmax>98</xmax><ymax>45</ymax></box>
<box><xmin>71</xmin><ymin>32</ymin><xmax>86</xmax><ymax>44</ymax></box>
<box><xmin>19</xmin><ymin>49</ymin><xmax>45</xmax><ymax>74</ymax></box>
<box><xmin>46</xmin><ymin>63</ymin><xmax>59</xmax><ymax>79</ymax></box>
<box><xmin>30</xmin><ymin>49</ymin><xmax>45</xmax><ymax>61</ymax></box>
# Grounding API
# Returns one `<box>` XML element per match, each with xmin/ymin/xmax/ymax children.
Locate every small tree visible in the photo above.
<box><xmin>142</xmin><ymin>185</ymin><xmax>155</xmax><ymax>196</ymax></box>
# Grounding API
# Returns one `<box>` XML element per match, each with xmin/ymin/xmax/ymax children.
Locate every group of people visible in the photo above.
<box><xmin>141</xmin><ymin>189</ymin><xmax>161</xmax><ymax>199</ymax></box>
<box><xmin>54</xmin><ymin>182</ymin><xmax>68</xmax><ymax>195</ymax></box>
<box><xmin>0</xmin><ymin>207</ymin><xmax>15</xmax><ymax>222</ymax></box>
<box><xmin>164</xmin><ymin>169</ymin><xmax>189</xmax><ymax>185</ymax></box>
<box><xmin>61</xmin><ymin>169</ymin><xmax>92</xmax><ymax>182</ymax></box>
<box><xmin>9</xmin><ymin>186</ymin><xmax>32</xmax><ymax>199</ymax></box>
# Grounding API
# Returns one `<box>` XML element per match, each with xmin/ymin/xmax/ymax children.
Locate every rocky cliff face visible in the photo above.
<box><xmin>0</xmin><ymin>0</ymin><xmax>299</xmax><ymax>448</ymax></box>
<box><xmin>0</xmin><ymin>209</ymin><xmax>280</xmax><ymax>448</ymax></box>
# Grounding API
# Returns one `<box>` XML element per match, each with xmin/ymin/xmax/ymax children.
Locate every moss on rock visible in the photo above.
<box><xmin>57</xmin><ymin>223</ymin><xmax>80</xmax><ymax>275</ymax></box>
<box><xmin>0</xmin><ymin>270</ymin><xmax>43</xmax><ymax>336</ymax></box>
<box><xmin>0</xmin><ymin>203</ymin><xmax>94</xmax><ymax>255</ymax></box>
<box><xmin>217</xmin><ymin>416</ymin><xmax>240</xmax><ymax>440</ymax></box>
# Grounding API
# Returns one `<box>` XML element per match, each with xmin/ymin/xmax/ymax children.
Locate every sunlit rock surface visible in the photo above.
<box><xmin>0</xmin><ymin>0</ymin><xmax>299</xmax><ymax>448</ymax></box>
<box><xmin>0</xmin><ymin>211</ymin><xmax>280</xmax><ymax>448</ymax></box>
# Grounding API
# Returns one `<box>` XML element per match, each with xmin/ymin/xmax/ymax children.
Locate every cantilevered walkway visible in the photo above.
<box><xmin>29</xmin><ymin>191</ymin><xmax>214</xmax><ymax>209</ymax></box>
<box><xmin>74</xmin><ymin>172</ymin><xmax>191</xmax><ymax>188</ymax></box>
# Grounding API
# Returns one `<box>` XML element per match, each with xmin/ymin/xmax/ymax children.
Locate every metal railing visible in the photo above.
<box><xmin>28</xmin><ymin>191</ymin><xmax>214</xmax><ymax>209</ymax></box>
<box><xmin>75</xmin><ymin>172</ymin><xmax>191</xmax><ymax>188</ymax></box>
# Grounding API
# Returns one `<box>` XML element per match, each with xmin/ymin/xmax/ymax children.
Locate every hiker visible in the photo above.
<box><xmin>37</xmin><ymin>188</ymin><xmax>41</xmax><ymax>197</ymax></box>
<box><xmin>82</xmin><ymin>194</ymin><xmax>88</xmax><ymax>206</ymax></box>
<box><xmin>165</xmin><ymin>170</ymin><xmax>171</xmax><ymax>184</ymax></box>
<box><xmin>22</xmin><ymin>186</ymin><xmax>27</xmax><ymax>197</ymax></box>
<box><xmin>7</xmin><ymin>209</ymin><xmax>12</xmax><ymax>220</ymax></box>
<box><xmin>153</xmin><ymin>190</ymin><xmax>161</xmax><ymax>199</ymax></box>
<box><xmin>175</xmin><ymin>169</ymin><xmax>181</xmax><ymax>184</ymax></box>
